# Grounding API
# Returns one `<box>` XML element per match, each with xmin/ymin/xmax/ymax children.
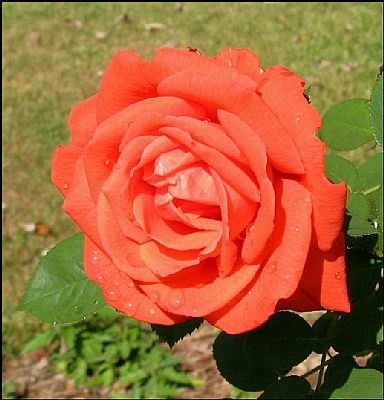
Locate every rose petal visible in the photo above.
<box><xmin>68</xmin><ymin>94</ymin><xmax>98</xmax><ymax>146</ymax></box>
<box><xmin>51</xmin><ymin>144</ymin><xmax>82</xmax><ymax>197</ymax></box>
<box><xmin>97</xmin><ymin>192</ymin><xmax>160</xmax><ymax>283</ymax></box>
<box><xmin>159</xmin><ymin>126</ymin><xmax>260</xmax><ymax>203</ymax></box>
<box><xmin>206</xmin><ymin>178</ymin><xmax>312</xmax><ymax>334</ymax></box>
<box><xmin>277</xmin><ymin>233</ymin><xmax>350</xmax><ymax>313</ymax></box>
<box><xmin>215</xmin><ymin>47</ymin><xmax>262</xmax><ymax>81</ymax></box>
<box><xmin>97</xmin><ymin>50</ymin><xmax>157</xmax><ymax>123</ymax></box>
<box><xmin>84</xmin><ymin>97</ymin><xmax>208</xmax><ymax>202</ymax></box>
<box><xmin>139</xmin><ymin>258</ymin><xmax>260</xmax><ymax>317</ymax></box>
<box><xmin>84</xmin><ymin>236</ymin><xmax>185</xmax><ymax>324</ymax></box>
<box><xmin>62</xmin><ymin>158</ymin><xmax>102</xmax><ymax>248</ymax></box>
<box><xmin>157</xmin><ymin>70</ymin><xmax>305</xmax><ymax>174</ymax></box>
<box><xmin>255</xmin><ymin>66</ymin><xmax>346</xmax><ymax>251</ymax></box>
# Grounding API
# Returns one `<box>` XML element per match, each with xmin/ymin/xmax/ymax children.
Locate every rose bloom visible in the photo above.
<box><xmin>52</xmin><ymin>47</ymin><xmax>350</xmax><ymax>334</ymax></box>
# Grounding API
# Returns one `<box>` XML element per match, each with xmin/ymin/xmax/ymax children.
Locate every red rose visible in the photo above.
<box><xmin>52</xmin><ymin>47</ymin><xmax>350</xmax><ymax>334</ymax></box>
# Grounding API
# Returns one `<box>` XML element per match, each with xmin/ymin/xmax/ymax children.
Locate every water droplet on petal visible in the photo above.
<box><xmin>150</xmin><ymin>291</ymin><xmax>160</xmax><ymax>302</ymax></box>
<box><xmin>295</xmin><ymin>225</ymin><xmax>301</xmax><ymax>232</ymax></box>
<box><xmin>294</xmin><ymin>202</ymin><xmax>298</xmax><ymax>206</ymax></box>
<box><xmin>168</xmin><ymin>289</ymin><xmax>185</xmax><ymax>309</ymax></box>
<box><xmin>284</xmin><ymin>274</ymin><xmax>290</xmax><ymax>280</ymax></box>
<box><xmin>105</xmin><ymin>288</ymin><xmax>120</xmax><ymax>301</ymax></box>
<box><xmin>128</xmin><ymin>281</ymin><xmax>135</xmax><ymax>288</ymax></box>
<box><xmin>295</xmin><ymin>117</ymin><xmax>300</xmax><ymax>124</ymax></box>
<box><xmin>202</xmin><ymin>118</ymin><xmax>211</xmax><ymax>123</ymax></box>
<box><xmin>192</xmin><ymin>309</ymin><xmax>197</xmax><ymax>314</ymax></box>
<box><xmin>149</xmin><ymin>308</ymin><xmax>156</xmax><ymax>315</ymax></box>
<box><xmin>63</xmin><ymin>183</ymin><xmax>69</xmax><ymax>189</ymax></box>
<box><xmin>91</xmin><ymin>251</ymin><xmax>98</xmax><ymax>264</ymax></box>
<box><xmin>246</xmin><ymin>224</ymin><xmax>255</xmax><ymax>235</ymax></box>
<box><xmin>104</xmin><ymin>159</ymin><xmax>111</xmax><ymax>166</ymax></box>
<box><xmin>248</xmin><ymin>291</ymin><xmax>252</xmax><ymax>296</ymax></box>
<box><xmin>335</xmin><ymin>272</ymin><xmax>343</xmax><ymax>280</ymax></box>
<box><xmin>267</xmin><ymin>262</ymin><xmax>277</xmax><ymax>274</ymax></box>
<box><xmin>127</xmin><ymin>303</ymin><xmax>133</xmax><ymax>308</ymax></box>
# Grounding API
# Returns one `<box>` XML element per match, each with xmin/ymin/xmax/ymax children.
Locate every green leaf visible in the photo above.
<box><xmin>213</xmin><ymin>331</ymin><xmax>278</xmax><ymax>392</ymax></box>
<box><xmin>347</xmin><ymin>216</ymin><xmax>379</xmax><ymax>237</ymax></box>
<box><xmin>243</xmin><ymin>311</ymin><xmax>315</xmax><ymax>374</ymax></box>
<box><xmin>329</xmin><ymin>368</ymin><xmax>383</xmax><ymax>399</ymax></box>
<box><xmin>21</xmin><ymin>330</ymin><xmax>57</xmax><ymax>354</ymax></box>
<box><xmin>17</xmin><ymin>234</ymin><xmax>106</xmax><ymax>324</ymax></box>
<box><xmin>353</xmin><ymin>152</ymin><xmax>383</xmax><ymax>193</ymax></box>
<box><xmin>258</xmin><ymin>376</ymin><xmax>312</xmax><ymax>399</ymax></box>
<box><xmin>331</xmin><ymin>297</ymin><xmax>383</xmax><ymax>355</ymax></box>
<box><xmin>370</xmin><ymin>74</ymin><xmax>383</xmax><ymax>149</ymax></box>
<box><xmin>318</xmin><ymin>98</ymin><xmax>373</xmax><ymax>150</ymax></box>
<box><xmin>324</xmin><ymin>154</ymin><xmax>357</xmax><ymax>188</ymax></box>
<box><xmin>151</xmin><ymin>318</ymin><xmax>204</xmax><ymax>348</ymax></box>
<box><xmin>346</xmin><ymin>193</ymin><xmax>369</xmax><ymax>219</ymax></box>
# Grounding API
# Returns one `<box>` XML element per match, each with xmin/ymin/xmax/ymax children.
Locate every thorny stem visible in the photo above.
<box><xmin>301</xmin><ymin>356</ymin><xmax>334</xmax><ymax>379</ymax></box>
<box><xmin>315</xmin><ymin>351</ymin><xmax>328</xmax><ymax>392</ymax></box>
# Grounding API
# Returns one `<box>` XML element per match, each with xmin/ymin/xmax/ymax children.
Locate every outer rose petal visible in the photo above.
<box><xmin>62</xmin><ymin>158</ymin><xmax>102</xmax><ymax>248</ymax></box>
<box><xmin>97</xmin><ymin>51</ymin><xmax>157</xmax><ymax>123</ymax></box>
<box><xmin>255</xmin><ymin>66</ymin><xmax>346</xmax><ymax>251</ymax></box>
<box><xmin>215</xmin><ymin>47</ymin><xmax>262</xmax><ymax>81</ymax></box>
<box><xmin>68</xmin><ymin>94</ymin><xmax>98</xmax><ymax>147</ymax></box>
<box><xmin>206</xmin><ymin>178</ymin><xmax>312</xmax><ymax>334</ymax></box>
<box><xmin>83</xmin><ymin>236</ymin><xmax>186</xmax><ymax>325</ymax></box>
<box><xmin>51</xmin><ymin>144</ymin><xmax>82</xmax><ymax>197</ymax></box>
<box><xmin>277</xmin><ymin>233</ymin><xmax>350</xmax><ymax>313</ymax></box>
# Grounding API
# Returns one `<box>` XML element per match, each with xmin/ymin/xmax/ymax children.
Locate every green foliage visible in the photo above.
<box><xmin>243</xmin><ymin>312</ymin><xmax>316</xmax><ymax>375</ymax></box>
<box><xmin>17</xmin><ymin>234</ymin><xmax>106</xmax><ymax>324</ymax></box>
<box><xmin>317</xmin><ymin>99</ymin><xmax>374</xmax><ymax>151</ymax></box>
<box><xmin>151</xmin><ymin>318</ymin><xmax>204</xmax><ymax>348</ymax></box>
<box><xmin>318</xmin><ymin>354</ymin><xmax>383</xmax><ymax>399</ymax></box>
<box><xmin>213</xmin><ymin>331</ymin><xmax>279</xmax><ymax>392</ymax></box>
<box><xmin>258</xmin><ymin>376</ymin><xmax>312</xmax><ymax>399</ymax></box>
<box><xmin>2</xmin><ymin>380</ymin><xmax>17</xmax><ymax>399</ymax></box>
<box><xmin>21</xmin><ymin>306</ymin><xmax>203</xmax><ymax>398</ymax></box>
<box><xmin>370</xmin><ymin>74</ymin><xmax>383</xmax><ymax>149</ymax></box>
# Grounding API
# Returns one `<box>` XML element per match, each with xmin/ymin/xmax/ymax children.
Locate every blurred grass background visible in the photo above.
<box><xmin>2</xmin><ymin>1</ymin><xmax>383</xmax><ymax>362</ymax></box>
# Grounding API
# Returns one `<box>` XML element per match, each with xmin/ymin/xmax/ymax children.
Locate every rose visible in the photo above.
<box><xmin>52</xmin><ymin>47</ymin><xmax>350</xmax><ymax>334</ymax></box>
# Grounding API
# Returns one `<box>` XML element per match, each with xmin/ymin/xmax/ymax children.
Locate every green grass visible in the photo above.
<box><xmin>2</xmin><ymin>2</ymin><xmax>383</xmax><ymax>359</ymax></box>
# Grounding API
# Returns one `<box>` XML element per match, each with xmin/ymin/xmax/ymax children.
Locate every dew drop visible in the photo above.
<box><xmin>128</xmin><ymin>281</ymin><xmax>135</xmax><ymax>288</ymax></box>
<box><xmin>246</xmin><ymin>224</ymin><xmax>255</xmax><ymax>235</ymax></box>
<box><xmin>202</xmin><ymin>118</ymin><xmax>211</xmax><ymax>123</ymax></box>
<box><xmin>373</xmin><ymin>221</ymin><xmax>379</xmax><ymax>229</ymax></box>
<box><xmin>168</xmin><ymin>289</ymin><xmax>185</xmax><ymax>309</ymax></box>
<box><xmin>295</xmin><ymin>117</ymin><xmax>300</xmax><ymax>124</ymax></box>
<box><xmin>104</xmin><ymin>159</ymin><xmax>111</xmax><ymax>166</ymax></box>
<box><xmin>63</xmin><ymin>183</ymin><xmax>69</xmax><ymax>189</ymax></box>
<box><xmin>294</xmin><ymin>202</ymin><xmax>298</xmax><ymax>206</ymax></box>
<box><xmin>295</xmin><ymin>225</ymin><xmax>301</xmax><ymax>232</ymax></box>
<box><xmin>267</xmin><ymin>262</ymin><xmax>277</xmax><ymax>274</ymax></box>
<box><xmin>192</xmin><ymin>309</ymin><xmax>197</xmax><ymax>314</ymax></box>
<box><xmin>127</xmin><ymin>303</ymin><xmax>133</xmax><ymax>308</ymax></box>
<box><xmin>149</xmin><ymin>308</ymin><xmax>156</xmax><ymax>315</ymax></box>
<box><xmin>74</xmin><ymin>306</ymin><xmax>78</xmax><ymax>309</ymax></box>
<box><xmin>94</xmin><ymin>300</ymin><xmax>99</xmax><ymax>305</ymax></box>
<box><xmin>52</xmin><ymin>321</ymin><xmax>57</xmax><ymax>325</ymax></box>
<box><xmin>284</xmin><ymin>274</ymin><xmax>290</xmax><ymax>280</ymax></box>
<box><xmin>247</xmin><ymin>291</ymin><xmax>252</xmax><ymax>296</ymax></box>
<box><xmin>335</xmin><ymin>272</ymin><xmax>343</xmax><ymax>280</ymax></box>
<box><xmin>105</xmin><ymin>288</ymin><xmax>120</xmax><ymax>301</ymax></box>
<box><xmin>150</xmin><ymin>291</ymin><xmax>160</xmax><ymax>302</ymax></box>
<box><xmin>83</xmin><ymin>316</ymin><xmax>86</xmax><ymax>320</ymax></box>
<box><xmin>91</xmin><ymin>251</ymin><xmax>98</xmax><ymax>264</ymax></box>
